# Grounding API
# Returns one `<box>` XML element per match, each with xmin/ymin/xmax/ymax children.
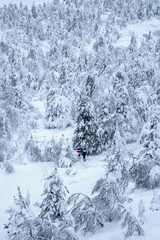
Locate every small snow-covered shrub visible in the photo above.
<box><xmin>73</xmin><ymin>100</ymin><xmax>100</xmax><ymax>154</ymax></box>
<box><xmin>5</xmin><ymin>187</ymin><xmax>34</xmax><ymax>239</ymax></box>
<box><xmin>138</xmin><ymin>200</ymin><xmax>145</xmax><ymax>225</ymax></box>
<box><xmin>24</xmin><ymin>137</ymin><xmax>42</xmax><ymax>162</ymax></box>
<box><xmin>58</xmin><ymin>138</ymin><xmax>77</xmax><ymax>167</ymax></box>
<box><xmin>0</xmin><ymin>110</ymin><xmax>12</xmax><ymax>140</ymax></box>
<box><xmin>131</xmin><ymin>150</ymin><xmax>154</xmax><ymax>189</ymax></box>
<box><xmin>59</xmin><ymin>156</ymin><xmax>72</xmax><ymax>168</ymax></box>
<box><xmin>43</xmin><ymin>137</ymin><xmax>62</xmax><ymax>164</ymax></box>
<box><xmin>150</xmin><ymin>191</ymin><xmax>160</xmax><ymax>211</ymax></box>
<box><xmin>4</xmin><ymin>161</ymin><xmax>15</xmax><ymax>173</ymax></box>
<box><xmin>149</xmin><ymin>165</ymin><xmax>160</xmax><ymax>189</ymax></box>
<box><xmin>5</xmin><ymin>105</ymin><xmax>20</xmax><ymax>131</ymax></box>
<box><xmin>45</xmin><ymin>88</ymin><xmax>73</xmax><ymax>129</ymax></box>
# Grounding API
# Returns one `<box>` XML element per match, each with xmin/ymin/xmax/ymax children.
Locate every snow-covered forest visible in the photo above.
<box><xmin>1</xmin><ymin>0</ymin><xmax>160</xmax><ymax>239</ymax></box>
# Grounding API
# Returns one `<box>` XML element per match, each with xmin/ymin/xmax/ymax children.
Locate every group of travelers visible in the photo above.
<box><xmin>74</xmin><ymin>147</ymin><xmax>88</xmax><ymax>162</ymax></box>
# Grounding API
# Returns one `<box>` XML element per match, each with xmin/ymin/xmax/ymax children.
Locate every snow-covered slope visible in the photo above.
<box><xmin>1</xmin><ymin>143</ymin><xmax>160</xmax><ymax>240</ymax></box>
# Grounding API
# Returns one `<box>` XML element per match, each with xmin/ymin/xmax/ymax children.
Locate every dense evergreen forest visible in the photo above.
<box><xmin>1</xmin><ymin>0</ymin><xmax>160</xmax><ymax>239</ymax></box>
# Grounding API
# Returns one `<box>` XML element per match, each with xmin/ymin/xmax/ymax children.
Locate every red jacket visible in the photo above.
<box><xmin>76</xmin><ymin>148</ymin><xmax>82</xmax><ymax>154</ymax></box>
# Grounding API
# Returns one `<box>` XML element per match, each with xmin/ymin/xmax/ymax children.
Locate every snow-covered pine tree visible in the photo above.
<box><xmin>73</xmin><ymin>99</ymin><xmax>99</xmax><ymax>154</ymax></box>
<box><xmin>108</xmin><ymin>126</ymin><xmax>128</xmax><ymax>177</ymax></box>
<box><xmin>97</xmin><ymin>89</ymin><xmax>116</xmax><ymax>151</ymax></box>
<box><xmin>39</xmin><ymin>169</ymin><xmax>67</xmax><ymax>221</ymax></box>
<box><xmin>5</xmin><ymin>187</ymin><xmax>34</xmax><ymax>240</ymax></box>
<box><xmin>36</xmin><ymin>169</ymin><xmax>78</xmax><ymax>240</ymax></box>
<box><xmin>85</xmin><ymin>75</ymin><xmax>95</xmax><ymax>98</ymax></box>
<box><xmin>132</xmin><ymin>109</ymin><xmax>160</xmax><ymax>189</ymax></box>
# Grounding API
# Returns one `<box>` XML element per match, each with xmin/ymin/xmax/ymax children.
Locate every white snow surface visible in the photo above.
<box><xmin>1</xmin><ymin>136</ymin><xmax>160</xmax><ymax>240</ymax></box>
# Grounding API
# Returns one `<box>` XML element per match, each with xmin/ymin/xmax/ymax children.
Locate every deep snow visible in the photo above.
<box><xmin>1</xmin><ymin>141</ymin><xmax>160</xmax><ymax>240</ymax></box>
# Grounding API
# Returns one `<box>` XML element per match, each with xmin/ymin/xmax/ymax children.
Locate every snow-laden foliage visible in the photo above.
<box><xmin>67</xmin><ymin>193</ymin><xmax>103</xmax><ymax>233</ymax></box>
<box><xmin>45</xmin><ymin>88</ymin><xmax>73</xmax><ymax>129</ymax></box>
<box><xmin>0</xmin><ymin>0</ymin><xmax>160</xmax><ymax>158</ymax></box>
<box><xmin>150</xmin><ymin>191</ymin><xmax>160</xmax><ymax>211</ymax></box>
<box><xmin>73</xmin><ymin>99</ymin><xmax>100</xmax><ymax>154</ymax></box>
<box><xmin>43</xmin><ymin>137</ymin><xmax>62</xmax><ymax>164</ymax></box>
<box><xmin>5</xmin><ymin>187</ymin><xmax>35</xmax><ymax>240</ymax></box>
<box><xmin>34</xmin><ymin>169</ymin><xmax>78</xmax><ymax>240</ymax></box>
<box><xmin>6</xmin><ymin>170</ymin><xmax>78</xmax><ymax>240</ymax></box>
<box><xmin>2</xmin><ymin>0</ymin><xmax>160</xmax><ymax>238</ymax></box>
<box><xmin>121</xmin><ymin>205</ymin><xmax>144</xmax><ymax>238</ymax></box>
<box><xmin>132</xmin><ymin>111</ymin><xmax>160</xmax><ymax>189</ymax></box>
<box><xmin>4</xmin><ymin>160</ymin><xmax>15</xmax><ymax>173</ymax></box>
<box><xmin>59</xmin><ymin>138</ymin><xmax>77</xmax><ymax>167</ymax></box>
<box><xmin>138</xmin><ymin>200</ymin><xmax>145</xmax><ymax>224</ymax></box>
<box><xmin>68</xmin><ymin>132</ymin><xmax>141</xmax><ymax>237</ymax></box>
<box><xmin>24</xmin><ymin>136</ymin><xmax>42</xmax><ymax>162</ymax></box>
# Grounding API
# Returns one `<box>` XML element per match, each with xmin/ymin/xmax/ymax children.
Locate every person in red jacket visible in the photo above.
<box><xmin>76</xmin><ymin>148</ymin><xmax>82</xmax><ymax>157</ymax></box>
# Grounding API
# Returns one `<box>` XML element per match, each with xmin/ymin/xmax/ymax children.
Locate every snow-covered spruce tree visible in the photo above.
<box><xmin>85</xmin><ymin>75</ymin><xmax>95</xmax><ymax>98</ymax></box>
<box><xmin>112</xmin><ymin>72</ymin><xmax>139</xmax><ymax>142</ymax></box>
<box><xmin>5</xmin><ymin>187</ymin><xmax>34</xmax><ymax>240</ymax></box>
<box><xmin>131</xmin><ymin>111</ymin><xmax>160</xmax><ymax>189</ymax></box>
<box><xmin>73</xmin><ymin>99</ymin><xmax>99</xmax><ymax>154</ymax></box>
<box><xmin>133</xmin><ymin>86</ymin><xmax>155</xmax><ymax>124</ymax></box>
<box><xmin>35</xmin><ymin>169</ymin><xmax>78</xmax><ymax>240</ymax></box>
<box><xmin>92</xmin><ymin>152</ymin><xmax>129</xmax><ymax>224</ymax></box>
<box><xmin>45</xmin><ymin>88</ymin><xmax>73</xmax><ymax>129</ymax></box>
<box><xmin>97</xmin><ymin>89</ymin><xmax>116</xmax><ymax>151</ymax></box>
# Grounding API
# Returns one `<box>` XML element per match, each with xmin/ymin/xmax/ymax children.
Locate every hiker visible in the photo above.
<box><xmin>81</xmin><ymin>148</ymin><xmax>88</xmax><ymax>162</ymax></box>
<box><xmin>75</xmin><ymin>148</ymin><xmax>82</xmax><ymax>157</ymax></box>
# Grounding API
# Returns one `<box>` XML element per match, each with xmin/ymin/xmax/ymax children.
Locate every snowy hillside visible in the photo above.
<box><xmin>1</xmin><ymin>0</ymin><xmax>160</xmax><ymax>240</ymax></box>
